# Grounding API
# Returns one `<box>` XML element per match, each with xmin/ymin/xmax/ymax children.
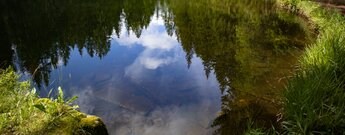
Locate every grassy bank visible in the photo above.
<box><xmin>0</xmin><ymin>68</ymin><xmax>108</xmax><ymax>134</ymax></box>
<box><xmin>247</xmin><ymin>0</ymin><xmax>345</xmax><ymax>134</ymax></box>
<box><xmin>281</xmin><ymin>0</ymin><xmax>345</xmax><ymax>134</ymax></box>
<box><xmin>246</xmin><ymin>0</ymin><xmax>345</xmax><ymax>134</ymax></box>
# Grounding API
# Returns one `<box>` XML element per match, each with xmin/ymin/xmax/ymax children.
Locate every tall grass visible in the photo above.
<box><xmin>279</xmin><ymin>0</ymin><xmax>345</xmax><ymax>134</ymax></box>
<box><xmin>246</xmin><ymin>1</ymin><xmax>345</xmax><ymax>134</ymax></box>
<box><xmin>0</xmin><ymin>68</ymin><xmax>107</xmax><ymax>134</ymax></box>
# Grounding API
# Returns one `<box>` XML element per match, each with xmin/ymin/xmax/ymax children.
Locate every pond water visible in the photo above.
<box><xmin>0</xmin><ymin>0</ymin><xmax>314</xmax><ymax>134</ymax></box>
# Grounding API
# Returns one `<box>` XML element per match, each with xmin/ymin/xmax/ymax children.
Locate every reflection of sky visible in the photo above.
<box><xmin>46</xmin><ymin>13</ymin><xmax>221</xmax><ymax>135</ymax></box>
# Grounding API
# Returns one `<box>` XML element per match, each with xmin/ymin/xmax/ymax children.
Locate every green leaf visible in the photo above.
<box><xmin>66</xmin><ymin>96</ymin><xmax>78</xmax><ymax>104</ymax></box>
<box><xmin>72</xmin><ymin>105</ymin><xmax>79</xmax><ymax>110</ymax></box>
<box><xmin>31</xmin><ymin>88</ymin><xmax>36</xmax><ymax>94</ymax></box>
<box><xmin>34</xmin><ymin>103</ymin><xmax>46</xmax><ymax>113</ymax></box>
<box><xmin>47</xmin><ymin>88</ymin><xmax>53</xmax><ymax>98</ymax></box>
<box><xmin>58</xmin><ymin>87</ymin><xmax>64</xmax><ymax>103</ymax></box>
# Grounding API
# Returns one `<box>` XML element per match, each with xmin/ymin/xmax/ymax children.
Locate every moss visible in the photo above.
<box><xmin>79</xmin><ymin>115</ymin><xmax>108</xmax><ymax>135</ymax></box>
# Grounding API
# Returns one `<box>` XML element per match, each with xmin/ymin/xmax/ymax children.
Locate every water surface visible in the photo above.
<box><xmin>0</xmin><ymin>0</ymin><xmax>313</xmax><ymax>134</ymax></box>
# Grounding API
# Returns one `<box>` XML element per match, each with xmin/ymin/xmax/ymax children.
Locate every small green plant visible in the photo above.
<box><xmin>33</xmin><ymin>87</ymin><xmax>79</xmax><ymax>115</ymax></box>
<box><xmin>0</xmin><ymin>67</ymin><xmax>107</xmax><ymax>134</ymax></box>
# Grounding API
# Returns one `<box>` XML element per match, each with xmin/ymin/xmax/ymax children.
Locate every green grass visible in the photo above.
<box><xmin>247</xmin><ymin>0</ymin><xmax>345</xmax><ymax>134</ymax></box>
<box><xmin>244</xmin><ymin>121</ymin><xmax>280</xmax><ymax>135</ymax></box>
<box><xmin>277</xmin><ymin>0</ymin><xmax>345</xmax><ymax>134</ymax></box>
<box><xmin>244</xmin><ymin>129</ymin><xmax>266</xmax><ymax>135</ymax></box>
<box><xmin>0</xmin><ymin>68</ymin><xmax>107</xmax><ymax>135</ymax></box>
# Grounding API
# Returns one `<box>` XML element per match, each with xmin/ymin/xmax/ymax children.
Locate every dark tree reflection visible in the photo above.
<box><xmin>161</xmin><ymin>0</ymin><xmax>314</xmax><ymax>134</ymax></box>
<box><xmin>0</xmin><ymin>0</ymin><xmax>315</xmax><ymax>134</ymax></box>
<box><xmin>0</xmin><ymin>0</ymin><xmax>157</xmax><ymax>86</ymax></box>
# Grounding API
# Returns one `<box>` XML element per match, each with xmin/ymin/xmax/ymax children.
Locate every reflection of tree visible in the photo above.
<box><xmin>162</xmin><ymin>0</ymin><xmax>313</xmax><ymax>134</ymax></box>
<box><xmin>123</xmin><ymin>0</ymin><xmax>156</xmax><ymax>37</ymax></box>
<box><xmin>0</xmin><ymin>0</ymin><xmax>314</xmax><ymax>132</ymax></box>
<box><xmin>0</xmin><ymin>20</ymin><xmax>13</xmax><ymax>68</ymax></box>
<box><xmin>0</xmin><ymin>0</ymin><xmax>157</xmax><ymax>86</ymax></box>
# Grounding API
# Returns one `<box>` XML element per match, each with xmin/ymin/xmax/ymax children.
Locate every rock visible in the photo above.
<box><xmin>79</xmin><ymin>115</ymin><xmax>109</xmax><ymax>135</ymax></box>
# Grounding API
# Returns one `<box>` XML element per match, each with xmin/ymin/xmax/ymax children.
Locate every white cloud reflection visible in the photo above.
<box><xmin>73</xmin><ymin>86</ymin><xmax>218</xmax><ymax>135</ymax></box>
<box><xmin>112</xmin><ymin>101</ymin><xmax>217</xmax><ymax>135</ymax></box>
<box><xmin>113</xmin><ymin>15</ymin><xmax>179</xmax><ymax>72</ymax></box>
<box><xmin>68</xmin><ymin>54</ymin><xmax>221</xmax><ymax>135</ymax></box>
<box><xmin>63</xmin><ymin>12</ymin><xmax>221</xmax><ymax>135</ymax></box>
<box><xmin>140</xmin><ymin>57</ymin><xmax>174</xmax><ymax>69</ymax></box>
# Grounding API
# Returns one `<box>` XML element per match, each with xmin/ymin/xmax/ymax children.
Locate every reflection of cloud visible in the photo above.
<box><xmin>128</xmin><ymin>48</ymin><xmax>177</xmax><ymax>70</ymax></box>
<box><xmin>63</xmin><ymin>12</ymin><xmax>222</xmax><ymax>135</ymax></box>
<box><xmin>116</xmin><ymin>32</ymin><xmax>176</xmax><ymax>50</ymax></box>
<box><xmin>71</xmin><ymin>86</ymin><xmax>97</xmax><ymax>113</ymax></box>
<box><xmin>114</xmin><ymin>17</ymin><xmax>177</xmax><ymax>50</ymax></box>
<box><xmin>70</xmin><ymin>82</ymin><xmax>220</xmax><ymax>135</ymax></box>
<box><xmin>189</xmin><ymin>57</ymin><xmax>220</xmax><ymax>98</ymax></box>
<box><xmin>140</xmin><ymin>57</ymin><xmax>174</xmax><ymax>69</ymax></box>
<box><xmin>112</xmin><ymin>101</ymin><xmax>218</xmax><ymax>135</ymax></box>
<box><xmin>124</xmin><ymin>48</ymin><xmax>178</xmax><ymax>82</ymax></box>
<box><xmin>113</xmin><ymin>15</ymin><xmax>180</xmax><ymax>81</ymax></box>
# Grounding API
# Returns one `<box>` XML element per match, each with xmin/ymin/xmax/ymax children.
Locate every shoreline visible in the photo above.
<box><xmin>0</xmin><ymin>68</ymin><xmax>108</xmax><ymax>135</ymax></box>
<box><xmin>246</xmin><ymin>0</ymin><xmax>345</xmax><ymax>134</ymax></box>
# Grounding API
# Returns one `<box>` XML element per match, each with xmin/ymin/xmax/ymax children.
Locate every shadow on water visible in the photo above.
<box><xmin>162</xmin><ymin>0</ymin><xmax>314</xmax><ymax>134</ymax></box>
<box><xmin>0</xmin><ymin>0</ymin><xmax>314</xmax><ymax>134</ymax></box>
<box><xmin>0</xmin><ymin>0</ymin><xmax>156</xmax><ymax>87</ymax></box>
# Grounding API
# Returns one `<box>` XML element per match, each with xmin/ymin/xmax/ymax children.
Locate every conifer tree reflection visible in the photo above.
<box><xmin>162</xmin><ymin>0</ymin><xmax>313</xmax><ymax>134</ymax></box>
<box><xmin>0</xmin><ymin>0</ymin><xmax>314</xmax><ymax>133</ymax></box>
<box><xmin>0</xmin><ymin>0</ymin><xmax>157</xmax><ymax>86</ymax></box>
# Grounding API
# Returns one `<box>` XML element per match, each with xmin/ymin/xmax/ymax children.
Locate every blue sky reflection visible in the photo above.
<box><xmin>46</xmin><ymin>13</ymin><xmax>221</xmax><ymax>135</ymax></box>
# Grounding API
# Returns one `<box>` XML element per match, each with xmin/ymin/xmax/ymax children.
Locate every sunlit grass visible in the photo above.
<box><xmin>0</xmin><ymin>67</ymin><xmax>107</xmax><ymax>134</ymax></box>
<box><xmin>278</xmin><ymin>0</ymin><xmax>345</xmax><ymax>134</ymax></box>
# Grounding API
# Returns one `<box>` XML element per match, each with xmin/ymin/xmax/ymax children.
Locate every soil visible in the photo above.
<box><xmin>318</xmin><ymin>2</ymin><xmax>345</xmax><ymax>14</ymax></box>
